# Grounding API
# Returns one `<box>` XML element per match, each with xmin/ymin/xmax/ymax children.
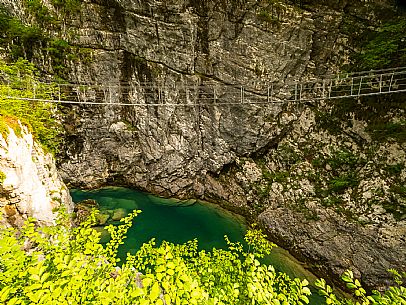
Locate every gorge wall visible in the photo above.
<box><xmin>0</xmin><ymin>124</ymin><xmax>73</xmax><ymax>227</ymax></box>
<box><xmin>1</xmin><ymin>0</ymin><xmax>405</xmax><ymax>290</ymax></box>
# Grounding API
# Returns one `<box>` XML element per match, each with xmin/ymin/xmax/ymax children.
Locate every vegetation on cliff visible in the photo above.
<box><xmin>0</xmin><ymin>210</ymin><xmax>404</xmax><ymax>305</ymax></box>
<box><xmin>355</xmin><ymin>17</ymin><xmax>406</xmax><ymax>70</ymax></box>
<box><xmin>0</xmin><ymin>3</ymin><xmax>84</xmax><ymax>77</ymax></box>
<box><xmin>0</xmin><ymin>59</ymin><xmax>62</xmax><ymax>153</ymax></box>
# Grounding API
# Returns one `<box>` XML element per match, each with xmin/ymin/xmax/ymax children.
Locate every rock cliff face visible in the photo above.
<box><xmin>208</xmin><ymin>99</ymin><xmax>406</xmax><ymax>289</ymax></box>
<box><xmin>1</xmin><ymin>0</ymin><xmax>405</xmax><ymax>289</ymax></box>
<box><xmin>0</xmin><ymin>124</ymin><xmax>73</xmax><ymax>227</ymax></box>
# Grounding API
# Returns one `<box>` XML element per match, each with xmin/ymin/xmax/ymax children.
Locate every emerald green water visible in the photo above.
<box><xmin>71</xmin><ymin>187</ymin><xmax>246</xmax><ymax>254</ymax></box>
<box><xmin>71</xmin><ymin>187</ymin><xmax>325</xmax><ymax>304</ymax></box>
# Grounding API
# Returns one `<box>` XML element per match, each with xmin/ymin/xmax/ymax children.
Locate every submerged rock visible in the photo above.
<box><xmin>111</xmin><ymin>208</ymin><xmax>127</xmax><ymax>221</ymax></box>
<box><xmin>74</xmin><ymin>199</ymin><xmax>99</xmax><ymax>225</ymax></box>
<box><xmin>96</xmin><ymin>212</ymin><xmax>110</xmax><ymax>225</ymax></box>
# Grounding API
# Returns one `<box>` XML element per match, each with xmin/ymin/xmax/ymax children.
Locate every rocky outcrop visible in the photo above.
<box><xmin>204</xmin><ymin>101</ymin><xmax>406</xmax><ymax>289</ymax></box>
<box><xmin>1</xmin><ymin>0</ymin><xmax>404</xmax><ymax>290</ymax></box>
<box><xmin>0</xmin><ymin>124</ymin><xmax>73</xmax><ymax>227</ymax></box>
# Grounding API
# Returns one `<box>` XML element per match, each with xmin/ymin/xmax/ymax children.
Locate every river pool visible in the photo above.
<box><xmin>71</xmin><ymin>187</ymin><xmax>325</xmax><ymax>304</ymax></box>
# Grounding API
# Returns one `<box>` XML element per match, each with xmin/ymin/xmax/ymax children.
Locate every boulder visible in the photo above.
<box><xmin>111</xmin><ymin>208</ymin><xmax>127</xmax><ymax>221</ymax></box>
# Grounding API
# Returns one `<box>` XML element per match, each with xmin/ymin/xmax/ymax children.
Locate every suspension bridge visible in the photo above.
<box><xmin>1</xmin><ymin>66</ymin><xmax>406</xmax><ymax>106</ymax></box>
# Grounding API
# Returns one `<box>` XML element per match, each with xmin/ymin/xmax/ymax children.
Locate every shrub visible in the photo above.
<box><xmin>356</xmin><ymin>18</ymin><xmax>406</xmax><ymax>69</ymax></box>
<box><xmin>316</xmin><ymin>270</ymin><xmax>406</xmax><ymax>305</ymax></box>
<box><xmin>386</xmin><ymin>163</ymin><xmax>405</xmax><ymax>175</ymax></box>
<box><xmin>1</xmin><ymin>209</ymin><xmax>405</xmax><ymax>304</ymax></box>
<box><xmin>0</xmin><ymin>59</ymin><xmax>62</xmax><ymax>154</ymax></box>
<box><xmin>0</xmin><ymin>210</ymin><xmax>313</xmax><ymax>305</ymax></box>
<box><xmin>328</xmin><ymin>174</ymin><xmax>359</xmax><ymax>193</ymax></box>
<box><xmin>0</xmin><ymin>5</ymin><xmax>43</xmax><ymax>60</ymax></box>
<box><xmin>367</xmin><ymin>121</ymin><xmax>406</xmax><ymax>143</ymax></box>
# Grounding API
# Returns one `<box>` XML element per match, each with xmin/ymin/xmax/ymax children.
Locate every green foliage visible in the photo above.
<box><xmin>316</xmin><ymin>270</ymin><xmax>406</xmax><ymax>305</ymax></box>
<box><xmin>0</xmin><ymin>210</ymin><xmax>313</xmax><ymax>305</ymax></box>
<box><xmin>326</xmin><ymin>150</ymin><xmax>360</xmax><ymax>171</ymax></box>
<box><xmin>45</xmin><ymin>38</ymin><xmax>75</xmax><ymax>75</ymax></box>
<box><xmin>50</xmin><ymin>0</ymin><xmax>82</xmax><ymax>16</ymax></box>
<box><xmin>367</xmin><ymin>121</ymin><xmax>406</xmax><ymax>143</ymax></box>
<box><xmin>0</xmin><ymin>4</ymin><xmax>82</xmax><ymax>77</ymax></box>
<box><xmin>1</xmin><ymin>210</ymin><xmax>405</xmax><ymax>304</ymax></box>
<box><xmin>23</xmin><ymin>0</ymin><xmax>56</xmax><ymax>25</ymax></box>
<box><xmin>385</xmin><ymin>163</ymin><xmax>404</xmax><ymax>175</ymax></box>
<box><xmin>390</xmin><ymin>184</ymin><xmax>406</xmax><ymax>195</ymax></box>
<box><xmin>0</xmin><ymin>5</ymin><xmax>43</xmax><ymax>60</ymax></box>
<box><xmin>0</xmin><ymin>59</ymin><xmax>62</xmax><ymax>154</ymax></box>
<box><xmin>312</xmin><ymin>149</ymin><xmax>362</xmax><ymax>196</ymax></box>
<box><xmin>382</xmin><ymin>199</ymin><xmax>406</xmax><ymax>221</ymax></box>
<box><xmin>0</xmin><ymin>171</ymin><xmax>5</xmax><ymax>184</ymax></box>
<box><xmin>314</xmin><ymin>96</ymin><xmax>406</xmax><ymax>145</ymax></box>
<box><xmin>257</xmin><ymin>0</ymin><xmax>286</xmax><ymax>25</ymax></box>
<box><xmin>257</xmin><ymin>10</ymin><xmax>279</xmax><ymax>25</ymax></box>
<box><xmin>328</xmin><ymin>174</ymin><xmax>359</xmax><ymax>193</ymax></box>
<box><xmin>23</xmin><ymin>0</ymin><xmax>81</xmax><ymax>23</ymax></box>
<box><xmin>356</xmin><ymin>18</ymin><xmax>406</xmax><ymax>69</ymax></box>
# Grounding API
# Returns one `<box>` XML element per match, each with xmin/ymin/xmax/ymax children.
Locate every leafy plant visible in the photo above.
<box><xmin>316</xmin><ymin>270</ymin><xmax>406</xmax><ymax>305</ymax></box>
<box><xmin>367</xmin><ymin>121</ymin><xmax>406</xmax><ymax>143</ymax></box>
<box><xmin>1</xmin><ymin>209</ymin><xmax>405</xmax><ymax>304</ymax></box>
<box><xmin>328</xmin><ymin>174</ymin><xmax>359</xmax><ymax>193</ymax></box>
<box><xmin>356</xmin><ymin>18</ymin><xmax>406</xmax><ymax>69</ymax></box>
<box><xmin>50</xmin><ymin>0</ymin><xmax>82</xmax><ymax>16</ymax></box>
<box><xmin>23</xmin><ymin>0</ymin><xmax>56</xmax><ymax>25</ymax></box>
<box><xmin>45</xmin><ymin>38</ymin><xmax>73</xmax><ymax>75</ymax></box>
<box><xmin>385</xmin><ymin>163</ymin><xmax>405</xmax><ymax>175</ymax></box>
<box><xmin>327</xmin><ymin>150</ymin><xmax>360</xmax><ymax>171</ymax></box>
<box><xmin>0</xmin><ymin>210</ymin><xmax>312</xmax><ymax>305</ymax></box>
<box><xmin>0</xmin><ymin>5</ymin><xmax>43</xmax><ymax>60</ymax></box>
<box><xmin>0</xmin><ymin>59</ymin><xmax>62</xmax><ymax>154</ymax></box>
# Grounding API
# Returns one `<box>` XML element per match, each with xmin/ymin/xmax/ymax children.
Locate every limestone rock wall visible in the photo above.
<box><xmin>1</xmin><ymin>0</ymin><xmax>404</xmax><ymax>290</ymax></box>
<box><xmin>54</xmin><ymin>0</ymin><xmax>343</xmax><ymax>192</ymax></box>
<box><xmin>207</xmin><ymin>98</ymin><xmax>406</xmax><ymax>289</ymax></box>
<box><xmin>0</xmin><ymin>124</ymin><xmax>73</xmax><ymax>227</ymax></box>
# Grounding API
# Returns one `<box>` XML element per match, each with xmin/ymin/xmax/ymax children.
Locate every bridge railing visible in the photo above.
<box><xmin>1</xmin><ymin>67</ymin><xmax>405</xmax><ymax>106</ymax></box>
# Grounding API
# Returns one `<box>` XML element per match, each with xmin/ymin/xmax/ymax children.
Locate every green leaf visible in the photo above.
<box><xmin>150</xmin><ymin>282</ymin><xmax>161</xmax><ymax>301</ymax></box>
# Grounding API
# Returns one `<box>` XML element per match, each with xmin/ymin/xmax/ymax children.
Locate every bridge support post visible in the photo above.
<box><xmin>299</xmin><ymin>83</ymin><xmax>302</xmax><ymax>102</ymax></box>
<box><xmin>266</xmin><ymin>86</ymin><xmax>270</xmax><ymax>104</ymax></box>
<box><xmin>109</xmin><ymin>86</ymin><xmax>112</xmax><ymax>104</ymax></box>
<box><xmin>388</xmin><ymin>73</ymin><xmax>394</xmax><ymax>92</ymax></box>
<box><xmin>350</xmin><ymin>78</ymin><xmax>354</xmax><ymax>96</ymax></box>
<box><xmin>357</xmin><ymin>77</ymin><xmax>363</xmax><ymax>96</ymax></box>
<box><xmin>322</xmin><ymin>80</ymin><xmax>326</xmax><ymax>99</ymax></box>
<box><xmin>328</xmin><ymin>80</ymin><xmax>332</xmax><ymax>99</ymax></box>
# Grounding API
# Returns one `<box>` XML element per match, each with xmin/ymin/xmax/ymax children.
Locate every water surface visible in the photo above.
<box><xmin>71</xmin><ymin>187</ymin><xmax>246</xmax><ymax>254</ymax></box>
<box><xmin>71</xmin><ymin>187</ymin><xmax>325</xmax><ymax>304</ymax></box>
